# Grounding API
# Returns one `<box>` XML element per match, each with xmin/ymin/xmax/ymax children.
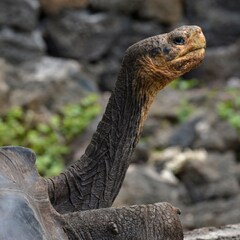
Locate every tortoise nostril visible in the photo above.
<box><xmin>150</xmin><ymin>48</ymin><xmax>161</xmax><ymax>57</ymax></box>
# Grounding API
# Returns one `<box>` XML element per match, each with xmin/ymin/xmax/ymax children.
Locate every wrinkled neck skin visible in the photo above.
<box><xmin>48</xmin><ymin>58</ymin><xmax>167</xmax><ymax>213</ymax></box>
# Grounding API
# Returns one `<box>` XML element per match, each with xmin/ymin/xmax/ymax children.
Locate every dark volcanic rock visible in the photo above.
<box><xmin>90</xmin><ymin>0</ymin><xmax>182</xmax><ymax>24</ymax></box>
<box><xmin>114</xmin><ymin>164</ymin><xmax>188</xmax><ymax>207</ymax></box>
<box><xmin>177</xmin><ymin>151</ymin><xmax>239</xmax><ymax>203</ymax></box>
<box><xmin>182</xmin><ymin>195</ymin><xmax>240</xmax><ymax>230</ymax></box>
<box><xmin>185</xmin><ymin>0</ymin><xmax>240</xmax><ymax>47</ymax></box>
<box><xmin>168</xmin><ymin>116</ymin><xmax>203</xmax><ymax>148</ymax></box>
<box><xmin>0</xmin><ymin>57</ymin><xmax>97</xmax><ymax>114</ymax></box>
<box><xmin>0</xmin><ymin>0</ymin><xmax>40</xmax><ymax>31</ymax></box>
<box><xmin>0</xmin><ymin>28</ymin><xmax>46</xmax><ymax>63</ymax></box>
<box><xmin>45</xmin><ymin>10</ymin><xmax>123</xmax><ymax>61</ymax></box>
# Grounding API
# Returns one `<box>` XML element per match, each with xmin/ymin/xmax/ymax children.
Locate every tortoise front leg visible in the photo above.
<box><xmin>62</xmin><ymin>202</ymin><xmax>183</xmax><ymax>240</ymax></box>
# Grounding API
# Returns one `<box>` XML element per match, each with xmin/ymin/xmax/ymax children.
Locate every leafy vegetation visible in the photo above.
<box><xmin>170</xmin><ymin>77</ymin><xmax>199</xmax><ymax>90</ymax></box>
<box><xmin>177</xmin><ymin>100</ymin><xmax>194</xmax><ymax>123</ymax></box>
<box><xmin>217</xmin><ymin>89</ymin><xmax>240</xmax><ymax>132</ymax></box>
<box><xmin>0</xmin><ymin>94</ymin><xmax>100</xmax><ymax>177</ymax></box>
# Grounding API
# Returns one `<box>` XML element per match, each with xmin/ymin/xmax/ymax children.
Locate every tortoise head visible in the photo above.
<box><xmin>124</xmin><ymin>25</ymin><xmax>206</xmax><ymax>90</ymax></box>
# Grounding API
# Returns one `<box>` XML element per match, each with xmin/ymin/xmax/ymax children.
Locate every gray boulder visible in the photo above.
<box><xmin>151</xmin><ymin>97</ymin><xmax>240</xmax><ymax>151</ymax></box>
<box><xmin>114</xmin><ymin>164</ymin><xmax>188</xmax><ymax>207</ymax></box>
<box><xmin>0</xmin><ymin>57</ymin><xmax>97</xmax><ymax>115</ymax></box>
<box><xmin>195</xmin><ymin>119</ymin><xmax>240</xmax><ymax>151</ymax></box>
<box><xmin>150</xmin><ymin>148</ymin><xmax>240</xmax><ymax>229</ymax></box>
<box><xmin>182</xmin><ymin>195</ymin><xmax>240</xmax><ymax>230</ymax></box>
<box><xmin>90</xmin><ymin>0</ymin><xmax>183</xmax><ymax>24</ymax></box>
<box><xmin>176</xmin><ymin>151</ymin><xmax>239</xmax><ymax>203</ymax></box>
<box><xmin>168</xmin><ymin>116</ymin><xmax>202</xmax><ymax>148</ymax></box>
<box><xmin>0</xmin><ymin>28</ymin><xmax>46</xmax><ymax>63</ymax></box>
<box><xmin>45</xmin><ymin>11</ymin><xmax>123</xmax><ymax>61</ymax></box>
<box><xmin>0</xmin><ymin>0</ymin><xmax>40</xmax><ymax>31</ymax></box>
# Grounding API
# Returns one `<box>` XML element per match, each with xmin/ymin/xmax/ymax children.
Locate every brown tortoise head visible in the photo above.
<box><xmin>124</xmin><ymin>26</ymin><xmax>206</xmax><ymax>91</ymax></box>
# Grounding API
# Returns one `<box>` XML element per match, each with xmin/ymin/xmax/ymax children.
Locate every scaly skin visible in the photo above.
<box><xmin>63</xmin><ymin>202</ymin><xmax>183</xmax><ymax>240</ymax></box>
<box><xmin>48</xmin><ymin>25</ymin><xmax>206</xmax><ymax>213</ymax></box>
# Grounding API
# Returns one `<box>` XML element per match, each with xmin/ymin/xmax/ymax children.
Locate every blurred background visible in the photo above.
<box><xmin>0</xmin><ymin>0</ymin><xmax>240</xmax><ymax>231</ymax></box>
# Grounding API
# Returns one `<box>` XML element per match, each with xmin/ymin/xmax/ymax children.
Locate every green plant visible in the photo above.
<box><xmin>217</xmin><ymin>90</ymin><xmax>240</xmax><ymax>132</ymax></box>
<box><xmin>170</xmin><ymin>77</ymin><xmax>199</xmax><ymax>90</ymax></box>
<box><xmin>177</xmin><ymin>100</ymin><xmax>194</xmax><ymax>123</ymax></box>
<box><xmin>61</xmin><ymin>94</ymin><xmax>100</xmax><ymax>140</ymax></box>
<box><xmin>0</xmin><ymin>94</ymin><xmax>101</xmax><ymax>177</ymax></box>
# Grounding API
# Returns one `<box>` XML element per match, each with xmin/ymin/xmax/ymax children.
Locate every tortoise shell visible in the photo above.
<box><xmin>0</xmin><ymin>146</ymin><xmax>67</xmax><ymax>240</ymax></box>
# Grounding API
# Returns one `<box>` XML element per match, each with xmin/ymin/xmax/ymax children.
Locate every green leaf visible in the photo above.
<box><xmin>0</xmin><ymin>94</ymin><xmax>101</xmax><ymax>177</ymax></box>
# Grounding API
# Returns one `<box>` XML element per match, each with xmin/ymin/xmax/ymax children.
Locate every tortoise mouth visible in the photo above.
<box><xmin>180</xmin><ymin>46</ymin><xmax>206</xmax><ymax>58</ymax></box>
<box><xmin>173</xmin><ymin>47</ymin><xmax>205</xmax><ymax>63</ymax></box>
<box><xmin>187</xmin><ymin>47</ymin><xmax>205</xmax><ymax>59</ymax></box>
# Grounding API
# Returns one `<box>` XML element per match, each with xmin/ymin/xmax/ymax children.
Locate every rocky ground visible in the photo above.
<box><xmin>0</xmin><ymin>0</ymin><xmax>240</xmax><ymax>234</ymax></box>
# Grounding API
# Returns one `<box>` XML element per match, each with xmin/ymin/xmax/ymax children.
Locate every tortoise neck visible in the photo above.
<box><xmin>89</xmin><ymin>65</ymin><xmax>157</xmax><ymax>166</ymax></box>
<box><xmin>48</xmin><ymin>64</ymin><xmax>159</xmax><ymax>212</ymax></box>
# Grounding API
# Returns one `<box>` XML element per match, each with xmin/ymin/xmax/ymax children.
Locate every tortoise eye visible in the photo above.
<box><xmin>173</xmin><ymin>36</ymin><xmax>185</xmax><ymax>45</ymax></box>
